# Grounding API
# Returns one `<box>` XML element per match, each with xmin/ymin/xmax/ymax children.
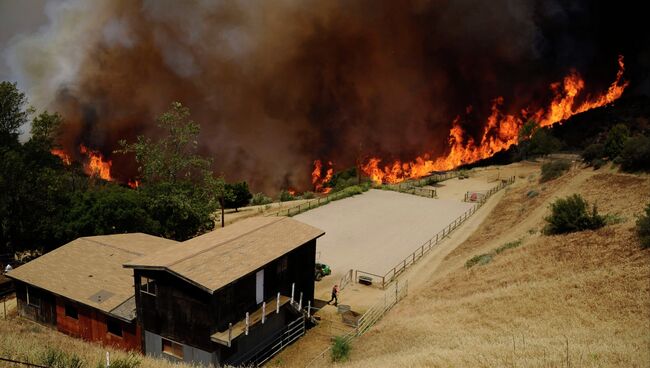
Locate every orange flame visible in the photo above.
<box><xmin>362</xmin><ymin>56</ymin><xmax>628</xmax><ymax>184</ymax></box>
<box><xmin>51</xmin><ymin>149</ymin><xmax>72</xmax><ymax>165</ymax></box>
<box><xmin>128</xmin><ymin>179</ymin><xmax>140</xmax><ymax>189</ymax></box>
<box><xmin>312</xmin><ymin>159</ymin><xmax>333</xmax><ymax>193</ymax></box>
<box><xmin>79</xmin><ymin>144</ymin><xmax>113</xmax><ymax>181</ymax></box>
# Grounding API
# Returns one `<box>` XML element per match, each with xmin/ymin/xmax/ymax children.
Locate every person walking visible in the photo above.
<box><xmin>327</xmin><ymin>284</ymin><xmax>339</xmax><ymax>306</ymax></box>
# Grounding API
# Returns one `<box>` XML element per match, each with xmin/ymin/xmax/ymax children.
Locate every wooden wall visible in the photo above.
<box><xmin>14</xmin><ymin>281</ymin><xmax>56</xmax><ymax>326</ymax></box>
<box><xmin>55</xmin><ymin>297</ymin><xmax>142</xmax><ymax>351</ymax></box>
<box><xmin>135</xmin><ymin>239</ymin><xmax>318</xmax><ymax>354</ymax></box>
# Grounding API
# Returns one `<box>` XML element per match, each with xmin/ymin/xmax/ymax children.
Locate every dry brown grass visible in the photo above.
<box><xmin>0</xmin><ymin>312</ymin><xmax>198</xmax><ymax>368</ymax></box>
<box><xmin>338</xmin><ymin>169</ymin><xmax>650</xmax><ymax>368</ymax></box>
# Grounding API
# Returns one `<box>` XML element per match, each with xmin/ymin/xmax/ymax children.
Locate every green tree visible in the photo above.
<box><xmin>117</xmin><ymin>101</ymin><xmax>211</xmax><ymax>185</ymax></box>
<box><xmin>117</xmin><ymin>102</ymin><xmax>222</xmax><ymax>239</ymax></box>
<box><xmin>529</xmin><ymin>128</ymin><xmax>561</xmax><ymax>156</ymax></box>
<box><xmin>619</xmin><ymin>135</ymin><xmax>650</xmax><ymax>172</ymax></box>
<box><xmin>516</xmin><ymin>120</ymin><xmax>539</xmax><ymax>160</ymax></box>
<box><xmin>63</xmin><ymin>185</ymin><xmax>160</xmax><ymax>238</ymax></box>
<box><xmin>224</xmin><ymin>181</ymin><xmax>252</xmax><ymax>211</ymax></box>
<box><xmin>604</xmin><ymin>123</ymin><xmax>629</xmax><ymax>159</ymax></box>
<box><xmin>0</xmin><ymin>81</ymin><xmax>32</xmax><ymax>143</ymax></box>
<box><xmin>30</xmin><ymin>111</ymin><xmax>63</xmax><ymax>149</ymax></box>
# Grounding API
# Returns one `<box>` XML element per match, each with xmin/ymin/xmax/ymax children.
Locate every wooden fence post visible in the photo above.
<box><xmin>262</xmin><ymin>302</ymin><xmax>266</xmax><ymax>324</ymax></box>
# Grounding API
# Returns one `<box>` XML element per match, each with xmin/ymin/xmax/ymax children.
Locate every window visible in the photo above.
<box><xmin>65</xmin><ymin>303</ymin><xmax>78</xmax><ymax>319</ymax></box>
<box><xmin>140</xmin><ymin>276</ymin><xmax>157</xmax><ymax>296</ymax></box>
<box><xmin>106</xmin><ymin>318</ymin><xmax>122</xmax><ymax>337</ymax></box>
<box><xmin>276</xmin><ymin>256</ymin><xmax>288</xmax><ymax>280</ymax></box>
<box><xmin>162</xmin><ymin>338</ymin><xmax>184</xmax><ymax>359</ymax></box>
<box><xmin>26</xmin><ymin>286</ymin><xmax>41</xmax><ymax>308</ymax></box>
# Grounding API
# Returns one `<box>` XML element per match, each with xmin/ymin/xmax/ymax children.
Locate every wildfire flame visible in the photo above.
<box><xmin>79</xmin><ymin>144</ymin><xmax>113</xmax><ymax>181</ymax></box>
<box><xmin>51</xmin><ymin>149</ymin><xmax>72</xmax><ymax>165</ymax></box>
<box><xmin>128</xmin><ymin>179</ymin><xmax>140</xmax><ymax>189</ymax></box>
<box><xmin>312</xmin><ymin>159</ymin><xmax>334</xmax><ymax>193</ymax></box>
<box><xmin>361</xmin><ymin>55</ymin><xmax>629</xmax><ymax>184</ymax></box>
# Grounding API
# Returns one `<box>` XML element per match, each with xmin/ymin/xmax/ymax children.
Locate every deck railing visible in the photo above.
<box><xmin>305</xmin><ymin>280</ymin><xmax>408</xmax><ymax>367</ymax></box>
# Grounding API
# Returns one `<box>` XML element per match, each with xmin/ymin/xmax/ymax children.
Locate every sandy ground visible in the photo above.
<box><xmin>295</xmin><ymin>189</ymin><xmax>474</xmax><ymax>277</ymax></box>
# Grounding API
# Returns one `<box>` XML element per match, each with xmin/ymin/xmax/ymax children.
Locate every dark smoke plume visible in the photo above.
<box><xmin>4</xmin><ymin>0</ymin><xmax>648</xmax><ymax>192</ymax></box>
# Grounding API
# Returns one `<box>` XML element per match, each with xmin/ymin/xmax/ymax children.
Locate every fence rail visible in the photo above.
<box><xmin>338</xmin><ymin>269</ymin><xmax>354</xmax><ymax>291</ymax></box>
<box><xmin>357</xmin><ymin>176</ymin><xmax>515</xmax><ymax>289</ymax></box>
<box><xmin>0</xmin><ymin>357</ymin><xmax>48</xmax><ymax>367</ymax></box>
<box><xmin>382</xmin><ymin>171</ymin><xmax>459</xmax><ymax>198</ymax></box>
<box><xmin>269</xmin><ymin>188</ymin><xmax>359</xmax><ymax>217</ymax></box>
<box><xmin>305</xmin><ymin>281</ymin><xmax>408</xmax><ymax>367</ymax></box>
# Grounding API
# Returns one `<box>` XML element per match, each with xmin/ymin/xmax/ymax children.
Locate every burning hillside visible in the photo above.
<box><xmin>360</xmin><ymin>56</ymin><xmax>628</xmax><ymax>184</ymax></box>
<box><xmin>3</xmin><ymin>1</ymin><xmax>647</xmax><ymax>192</ymax></box>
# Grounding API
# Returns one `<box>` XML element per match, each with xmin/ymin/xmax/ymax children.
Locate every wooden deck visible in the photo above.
<box><xmin>211</xmin><ymin>295</ymin><xmax>291</xmax><ymax>346</ymax></box>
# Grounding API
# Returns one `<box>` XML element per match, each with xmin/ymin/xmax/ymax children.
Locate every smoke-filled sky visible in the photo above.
<box><xmin>1</xmin><ymin>0</ymin><xmax>648</xmax><ymax>192</ymax></box>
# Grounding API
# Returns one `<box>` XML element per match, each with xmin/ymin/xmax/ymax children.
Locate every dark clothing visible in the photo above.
<box><xmin>327</xmin><ymin>286</ymin><xmax>339</xmax><ymax>305</ymax></box>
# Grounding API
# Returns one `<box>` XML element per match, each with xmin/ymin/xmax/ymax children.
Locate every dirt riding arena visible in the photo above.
<box><xmin>296</xmin><ymin>189</ymin><xmax>474</xmax><ymax>277</ymax></box>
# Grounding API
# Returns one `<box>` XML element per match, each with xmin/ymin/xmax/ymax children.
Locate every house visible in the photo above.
<box><xmin>6</xmin><ymin>233</ymin><xmax>178</xmax><ymax>351</ymax></box>
<box><xmin>124</xmin><ymin>216</ymin><xmax>325</xmax><ymax>367</ymax></box>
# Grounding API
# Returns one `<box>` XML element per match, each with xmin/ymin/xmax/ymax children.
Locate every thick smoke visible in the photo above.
<box><xmin>4</xmin><ymin>0</ymin><xmax>648</xmax><ymax>192</ymax></box>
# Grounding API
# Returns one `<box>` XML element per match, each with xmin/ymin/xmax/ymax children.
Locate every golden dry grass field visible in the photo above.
<box><xmin>0</xmin><ymin>163</ymin><xmax>648</xmax><ymax>368</ymax></box>
<box><xmin>336</xmin><ymin>165</ymin><xmax>650</xmax><ymax>368</ymax></box>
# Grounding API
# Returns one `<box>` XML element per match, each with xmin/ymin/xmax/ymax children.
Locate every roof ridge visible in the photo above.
<box><xmin>166</xmin><ymin>217</ymin><xmax>286</xmax><ymax>268</ymax></box>
<box><xmin>80</xmin><ymin>237</ymin><xmax>145</xmax><ymax>257</ymax></box>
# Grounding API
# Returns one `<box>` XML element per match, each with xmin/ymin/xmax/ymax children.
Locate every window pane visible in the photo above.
<box><xmin>140</xmin><ymin>277</ymin><xmax>157</xmax><ymax>296</ymax></box>
<box><xmin>65</xmin><ymin>304</ymin><xmax>78</xmax><ymax>319</ymax></box>
<box><xmin>27</xmin><ymin>286</ymin><xmax>41</xmax><ymax>307</ymax></box>
<box><xmin>162</xmin><ymin>338</ymin><xmax>183</xmax><ymax>359</ymax></box>
<box><xmin>107</xmin><ymin>318</ymin><xmax>122</xmax><ymax>337</ymax></box>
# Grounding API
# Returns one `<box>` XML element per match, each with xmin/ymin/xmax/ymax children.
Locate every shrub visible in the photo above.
<box><xmin>619</xmin><ymin>135</ymin><xmax>650</xmax><ymax>172</ymax></box>
<box><xmin>604</xmin><ymin>123</ymin><xmax>629</xmax><ymax>159</ymax></box>
<box><xmin>42</xmin><ymin>347</ymin><xmax>86</xmax><ymax>368</ymax></box>
<box><xmin>331</xmin><ymin>336</ymin><xmax>351</xmax><ymax>362</ymax></box>
<box><xmin>592</xmin><ymin>158</ymin><xmax>605</xmax><ymax>170</ymax></box>
<box><xmin>301</xmin><ymin>191</ymin><xmax>316</xmax><ymax>199</ymax></box>
<box><xmin>279</xmin><ymin>190</ymin><xmax>295</xmax><ymax>202</ymax></box>
<box><xmin>251</xmin><ymin>192</ymin><xmax>273</xmax><ymax>205</ymax></box>
<box><xmin>105</xmin><ymin>354</ymin><xmax>141</xmax><ymax>368</ymax></box>
<box><xmin>637</xmin><ymin>203</ymin><xmax>650</xmax><ymax>249</ymax></box>
<box><xmin>581</xmin><ymin>143</ymin><xmax>605</xmax><ymax>164</ymax></box>
<box><xmin>529</xmin><ymin>128</ymin><xmax>562</xmax><ymax>156</ymax></box>
<box><xmin>465</xmin><ymin>253</ymin><xmax>493</xmax><ymax>268</ymax></box>
<box><xmin>494</xmin><ymin>239</ymin><xmax>522</xmax><ymax>254</ymax></box>
<box><xmin>540</xmin><ymin>160</ymin><xmax>571</xmax><ymax>182</ymax></box>
<box><xmin>544</xmin><ymin>194</ymin><xmax>605</xmax><ymax>235</ymax></box>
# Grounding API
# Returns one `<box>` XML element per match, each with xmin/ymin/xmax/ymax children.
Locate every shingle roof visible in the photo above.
<box><xmin>124</xmin><ymin>217</ymin><xmax>325</xmax><ymax>293</ymax></box>
<box><xmin>6</xmin><ymin>233</ymin><xmax>177</xmax><ymax>321</ymax></box>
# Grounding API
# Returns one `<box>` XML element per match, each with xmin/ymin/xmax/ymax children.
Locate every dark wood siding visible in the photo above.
<box><xmin>136</xmin><ymin>239</ymin><xmax>317</xmax><ymax>354</ymax></box>
<box><xmin>14</xmin><ymin>281</ymin><xmax>56</xmax><ymax>326</ymax></box>
<box><xmin>135</xmin><ymin>269</ymin><xmax>216</xmax><ymax>352</ymax></box>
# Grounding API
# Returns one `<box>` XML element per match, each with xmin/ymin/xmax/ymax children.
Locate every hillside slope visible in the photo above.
<box><xmin>340</xmin><ymin>166</ymin><xmax>650</xmax><ymax>367</ymax></box>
